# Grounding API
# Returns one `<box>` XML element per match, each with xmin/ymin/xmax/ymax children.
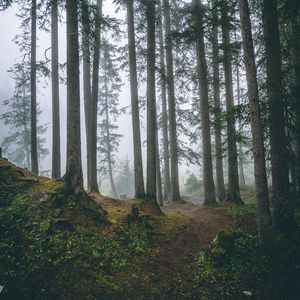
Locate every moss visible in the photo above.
<box><xmin>43</xmin><ymin>179</ymin><xmax>64</xmax><ymax>194</ymax></box>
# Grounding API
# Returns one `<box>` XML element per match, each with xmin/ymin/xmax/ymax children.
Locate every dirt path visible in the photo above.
<box><xmin>97</xmin><ymin>198</ymin><xmax>234</xmax><ymax>299</ymax></box>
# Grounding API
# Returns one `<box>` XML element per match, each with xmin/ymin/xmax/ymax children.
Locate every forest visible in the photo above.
<box><xmin>0</xmin><ymin>0</ymin><xmax>300</xmax><ymax>299</ymax></box>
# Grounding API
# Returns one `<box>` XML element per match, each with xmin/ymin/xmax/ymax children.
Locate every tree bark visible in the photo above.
<box><xmin>158</xmin><ymin>0</ymin><xmax>170</xmax><ymax>202</ymax></box>
<box><xmin>126</xmin><ymin>0</ymin><xmax>145</xmax><ymax>198</ymax></box>
<box><xmin>146</xmin><ymin>0</ymin><xmax>157</xmax><ymax>201</ymax></box>
<box><xmin>262</xmin><ymin>0</ymin><xmax>296</xmax><ymax>231</ymax></box>
<box><xmin>221</xmin><ymin>1</ymin><xmax>243</xmax><ymax>204</ymax></box>
<box><xmin>51</xmin><ymin>0</ymin><xmax>61</xmax><ymax>179</ymax></box>
<box><xmin>236</xmin><ymin>56</ymin><xmax>246</xmax><ymax>185</ymax></box>
<box><xmin>81</xmin><ymin>0</ymin><xmax>92</xmax><ymax>190</ymax></box>
<box><xmin>163</xmin><ymin>0</ymin><xmax>181</xmax><ymax>202</ymax></box>
<box><xmin>194</xmin><ymin>0</ymin><xmax>216</xmax><ymax>205</ymax></box>
<box><xmin>156</xmin><ymin>128</ymin><xmax>163</xmax><ymax>206</ymax></box>
<box><xmin>64</xmin><ymin>0</ymin><xmax>84</xmax><ymax>196</ymax></box>
<box><xmin>30</xmin><ymin>0</ymin><xmax>38</xmax><ymax>174</ymax></box>
<box><xmin>90</xmin><ymin>0</ymin><xmax>102</xmax><ymax>193</ymax></box>
<box><xmin>212</xmin><ymin>0</ymin><xmax>226</xmax><ymax>202</ymax></box>
<box><xmin>238</xmin><ymin>0</ymin><xmax>273</xmax><ymax>247</ymax></box>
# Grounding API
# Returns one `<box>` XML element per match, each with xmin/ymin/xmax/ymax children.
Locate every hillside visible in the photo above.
<box><xmin>0</xmin><ymin>159</ymin><xmax>299</xmax><ymax>299</ymax></box>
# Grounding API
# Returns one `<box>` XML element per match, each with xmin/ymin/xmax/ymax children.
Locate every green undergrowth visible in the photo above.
<box><xmin>194</xmin><ymin>229</ymin><xmax>300</xmax><ymax>299</ymax></box>
<box><xmin>0</xmin><ymin>183</ymin><xmax>154</xmax><ymax>299</ymax></box>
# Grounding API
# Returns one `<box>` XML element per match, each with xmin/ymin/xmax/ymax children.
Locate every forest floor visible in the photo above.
<box><xmin>1</xmin><ymin>158</ymin><xmax>299</xmax><ymax>299</ymax></box>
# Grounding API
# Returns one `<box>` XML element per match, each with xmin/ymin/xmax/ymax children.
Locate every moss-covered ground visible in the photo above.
<box><xmin>0</xmin><ymin>159</ymin><xmax>300</xmax><ymax>299</ymax></box>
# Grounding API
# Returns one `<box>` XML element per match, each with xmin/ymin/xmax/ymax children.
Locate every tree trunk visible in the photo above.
<box><xmin>262</xmin><ymin>0</ymin><xmax>296</xmax><ymax>231</ymax></box>
<box><xmin>126</xmin><ymin>0</ymin><xmax>145</xmax><ymax>198</ymax></box>
<box><xmin>104</xmin><ymin>62</ymin><xmax>117</xmax><ymax>198</ymax></box>
<box><xmin>51</xmin><ymin>0</ymin><xmax>61</xmax><ymax>179</ymax></box>
<box><xmin>163</xmin><ymin>0</ymin><xmax>181</xmax><ymax>202</ymax></box>
<box><xmin>64</xmin><ymin>0</ymin><xmax>84</xmax><ymax>196</ymax></box>
<box><xmin>238</xmin><ymin>0</ymin><xmax>273</xmax><ymax>247</ymax></box>
<box><xmin>90</xmin><ymin>0</ymin><xmax>102</xmax><ymax>193</ymax></box>
<box><xmin>236</xmin><ymin>57</ymin><xmax>246</xmax><ymax>185</ymax></box>
<box><xmin>221</xmin><ymin>1</ymin><xmax>243</xmax><ymax>204</ymax></box>
<box><xmin>81</xmin><ymin>0</ymin><xmax>92</xmax><ymax>190</ymax></box>
<box><xmin>30</xmin><ymin>0</ymin><xmax>38</xmax><ymax>174</ymax></box>
<box><xmin>146</xmin><ymin>0</ymin><xmax>157</xmax><ymax>201</ymax></box>
<box><xmin>289</xmin><ymin>0</ymin><xmax>300</xmax><ymax>203</ymax></box>
<box><xmin>158</xmin><ymin>0</ymin><xmax>170</xmax><ymax>202</ymax></box>
<box><xmin>194</xmin><ymin>0</ymin><xmax>216</xmax><ymax>205</ymax></box>
<box><xmin>212</xmin><ymin>0</ymin><xmax>226</xmax><ymax>202</ymax></box>
<box><xmin>156</xmin><ymin>128</ymin><xmax>163</xmax><ymax>206</ymax></box>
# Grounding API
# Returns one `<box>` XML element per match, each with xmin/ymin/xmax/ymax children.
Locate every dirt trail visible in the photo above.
<box><xmin>93</xmin><ymin>196</ymin><xmax>233</xmax><ymax>299</ymax></box>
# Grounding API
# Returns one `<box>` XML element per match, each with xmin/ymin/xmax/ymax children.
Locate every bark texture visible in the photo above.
<box><xmin>194</xmin><ymin>0</ymin><xmax>216</xmax><ymax>205</ymax></box>
<box><xmin>30</xmin><ymin>0</ymin><xmax>38</xmax><ymax>174</ymax></box>
<box><xmin>221</xmin><ymin>1</ymin><xmax>243</xmax><ymax>204</ymax></box>
<box><xmin>263</xmin><ymin>0</ymin><xmax>296</xmax><ymax>231</ymax></box>
<box><xmin>64</xmin><ymin>0</ymin><xmax>84</xmax><ymax>196</ymax></box>
<box><xmin>158</xmin><ymin>0</ymin><xmax>170</xmax><ymax>202</ymax></box>
<box><xmin>238</xmin><ymin>0</ymin><xmax>273</xmax><ymax>246</ymax></box>
<box><xmin>212</xmin><ymin>0</ymin><xmax>226</xmax><ymax>202</ymax></box>
<box><xmin>51</xmin><ymin>0</ymin><xmax>61</xmax><ymax>179</ymax></box>
<box><xmin>127</xmin><ymin>0</ymin><xmax>145</xmax><ymax>198</ymax></box>
<box><xmin>164</xmin><ymin>0</ymin><xmax>181</xmax><ymax>202</ymax></box>
<box><xmin>146</xmin><ymin>0</ymin><xmax>157</xmax><ymax>201</ymax></box>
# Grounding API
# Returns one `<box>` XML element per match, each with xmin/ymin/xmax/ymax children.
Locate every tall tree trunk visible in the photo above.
<box><xmin>212</xmin><ymin>0</ymin><xmax>226</xmax><ymax>202</ymax></box>
<box><xmin>289</xmin><ymin>0</ymin><xmax>300</xmax><ymax>203</ymax></box>
<box><xmin>262</xmin><ymin>0</ymin><xmax>296</xmax><ymax>231</ymax></box>
<box><xmin>238</xmin><ymin>0</ymin><xmax>273</xmax><ymax>247</ymax></box>
<box><xmin>30</xmin><ymin>0</ymin><xmax>38</xmax><ymax>174</ymax></box>
<box><xmin>194</xmin><ymin>0</ymin><xmax>216</xmax><ymax>205</ymax></box>
<box><xmin>236</xmin><ymin>57</ymin><xmax>246</xmax><ymax>185</ymax></box>
<box><xmin>126</xmin><ymin>0</ymin><xmax>145</xmax><ymax>198</ymax></box>
<box><xmin>146</xmin><ymin>0</ymin><xmax>157</xmax><ymax>201</ymax></box>
<box><xmin>51</xmin><ymin>0</ymin><xmax>61</xmax><ymax>179</ymax></box>
<box><xmin>81</xmin><ymin>0</ymin><xmax>92</xmax><ymax>190</ymax></box>
<box><xmin>104</xmin><ymin>71</ymin><xmax>117</xmax><ymax>198</ymax></box>
<box><xmin>221</xmin><ymin>1</ymin><xmax>243</xmax><ymax>204</ymax></box>
<box><xmin>163</xmin><ymin>0</ymin><xmax>181</xmax><ymax>202</ymax></box>
<box><xmin>90</xmin><ymin>0</ymin><xmax>102</xmax><ymax>193</ymax></box>
<box><xmin>158</xmin><ymin>0</ymin><xmax>170</xmax><ymax>202</ymax></box>
<box><xmin>64</xmin><ymin>0</ymin><xmax>84</xmax><ymax>196</ymax></box>
<box><xmin>156</xmin><ymin>128</ymin><xmax>163</xmax><ymax>206</ymax></box>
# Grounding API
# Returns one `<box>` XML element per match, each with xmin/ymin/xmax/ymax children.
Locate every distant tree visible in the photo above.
<box><xmin>98</xmin><ymin>39</ymin><xmax>123</xmax><ymax>198</ymax></box>
<box><xmin>1</xmin><ymin>64</ymin><xmax>48</xmax><ymax>169</ymax></box>
<box><xmin>115</xmin><ymin>158</ymin><xmax>134</xmax><ymax>198</ymax></box>
<box><xmin>183</xmin><ymin>173</ymin><xmax>202</xmax><ymax>197</ymax></box>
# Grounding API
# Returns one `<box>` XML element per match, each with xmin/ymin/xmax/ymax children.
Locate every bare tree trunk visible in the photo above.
<box><xmin>51</xmin><ymin>0</ymin><xmax>61</xmax><ymax>179</ymax></box>
<box><xmin>81</xmin><ymin>0</ymin><xmax>92</xmax><ymax>190</ymax></box>
<box><xmin>212</xmin><ymin>0</ymin><xmax>226</xmax><ymax>202</ymax></box>
<box><xmin>64</xmin><ymin>0</ymin><xmax>84</xmax><ymax>196</ymax></box>
<box><xmin>194</xmin><ymin>0</ymin><xmax>216</xmax><ymax>205</ymax></box>
<box><xmin>126</xmin><ymin>0</ymin><xmax>145</xmax><ymax>198</ymax></box>
<box><xmin>289</xmin><ymin>0</ymin><xmax>300</xmax><ymax>203</ymax></box>
<box><xmin>158</xmin><ymin>0</ymin><xmax>170</xmax><ymax>202</ymax></box>
<box><xmin>90</xmin><ymin>0</ymin><xmax>102</xmax><ymax>193</ymax></box>
<box><xmin>221</xmin><ymin>1</ymin><xmax>243</xmax><ymax>204</ymax></box>
<box><xmin>156</xmin><ymin>128</ymin><xmax>163</xmax><ymax>206</ymax></box>
<box><xmin>238</xmin><ymin>0</ymin><xmax>273</xmax><ymax>247</ymax></box>
<box><xmin>30</xmin><ymin>0</ymin><xmax>38</xmax><ymax>174</ymax></box>
<box><xmin>146</xmin><ymin>0</ymin><xmax>157</xmax><ymax>201</ymax></box>
<box><xmin>163</xmin><ymin>0</ymin><xmax>181</xmax><ymax>202</ymax></box>
<box><xmin>262</xmin><ymin>0</ymin><xmax>296</xmax><ymax>231</ymax></box>
<box><xmin>236</xmin><ymin>57</ymin><xmax>246</xmax><ymax>185</ymax></box>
